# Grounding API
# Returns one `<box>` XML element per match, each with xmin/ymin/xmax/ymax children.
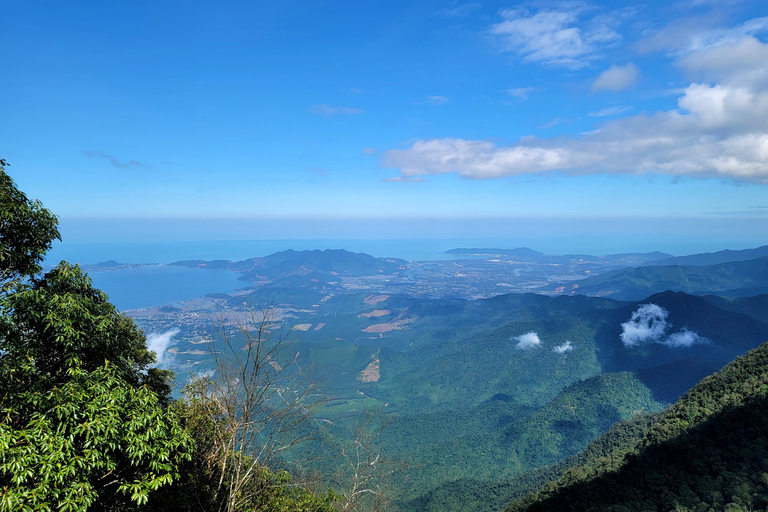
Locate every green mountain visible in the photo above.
<box><xmin>506</xmin><ymin>340</ymin><xmax>768</xmax><ymax>512</ymax></box>
<box><xmin>701</xmin><ymin>293</ymin><xmax>768</xmax><ymax>324</ymax></box>
<box><xmin>171</xmin><ymin>248</ymin><xmax>407</xmax><ymax>287</ymax></box>
<box><xmin>260</xmin><ymin>288</ymin><xmax>768</xmax><ymax>510</ymax></box>
<box><xmin>648</xmin><ymin>244</ymin><xmax>768</xmax><ymax>266</ymax></box>
<box><xmin>153</xmin><ymin>248</ymin><xmax>768</xmax><ymax>511</ymax></box>
<box><xmin>543</xmin><ymin>256</ymin><xmax>768</xmax><ymax>300</ymax></box>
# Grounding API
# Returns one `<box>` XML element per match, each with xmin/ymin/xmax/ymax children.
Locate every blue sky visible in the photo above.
<box><xmin>2</xmin><ymin>0</ymin><xmax>767</xmax><ymax>253</ymax></box>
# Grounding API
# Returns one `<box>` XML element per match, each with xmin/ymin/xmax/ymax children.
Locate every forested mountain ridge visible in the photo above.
<box><xmin>645</xmin><ymin>244</ymin><xmax>768</xmax><ymax>267</ymax></box>
<box><xmin>506</xmin><ymin>340</ymin><xmax>768</xmax><ymax>512</ymax></box>
<box><xmin>543</xmin><ymin>256</ymin><xmax>768</xmax><ymax>300</ymax></box>
<box><xmin>171</xmin><ymin>248</ymin><xmax>407</xmax><ymax>286</ymax></box>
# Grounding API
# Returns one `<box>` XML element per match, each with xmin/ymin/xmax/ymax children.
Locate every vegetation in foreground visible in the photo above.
<box><xmin>507</xmin><ymin>340</ymin><xmax>768</xmax><ymax>512</ymax></box>
<box><xmin>0</xmin><ymin>160</ymin><xmax>338</xmax><ymax>511</ymax></box>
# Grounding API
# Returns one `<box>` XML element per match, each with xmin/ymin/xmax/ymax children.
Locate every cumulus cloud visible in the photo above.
<box><xmin>309</xmin><ymin>104</ymin><xmax>363</xmax><ymax>116</ymax></box>
<box><xmin>620</xmin><ymin>304</ymin><xmax>669</xmax><ymax>347</ymax></box>
<box><xmin>678</xmin><ymin>36</ymin><xmax>768</xmax><ymax>89</ymax></box>
<box><xmin>619</xmin><ymin>304</ymin><xmax>707</xmax><ymax>348</ymax></box>
<box><xmin>489</xmin><ymin>5</ymin><xmax>621</xmax><ymax>69</ymax></box>
<box><xmin>381</xmin><ymin>35</ymin><xmax>768</xmax><ymax>185</ymax></box>
<box><xmin>146</xmin><ymin>328</ymin><xmax>181</xmax><ymax>365</ymax></box>
<box><xmin>553</xmin><ymin>341</ymin><xmax>574</xmax><ymax>354</ymax></box>
<box><xmin>666</xmin><ymin>328</ymin><xmax>707</xmax><ymax>348</ymax></box>
<box><xmin>592</xmin><ymin>63</ymin><xmax>640</xmax><ymax>92</ymax></box>
<box><xmin>515</xmin><ymin>331</ymin><xmax>541</xmax><ymax>350</ymax></box>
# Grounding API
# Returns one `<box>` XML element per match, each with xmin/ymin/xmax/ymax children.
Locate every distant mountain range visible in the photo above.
<box><xmin>445</xmin><ymin>247</ymin><xmax>673</xmax><ymax>266</ymax></box>
<box><xmin>645</xmin><ymin>244</ymin><xmax>768</xmax><ymax>266</ymax></box>
<box><xmin>171</xmin><ymin>248</ymin><xmax>407</xmax><ymax>287</ymax></box>
<box><xmin>543</xmin><ymin>255</ymin><xmax>768</xmax><ymax>300</ymax></box>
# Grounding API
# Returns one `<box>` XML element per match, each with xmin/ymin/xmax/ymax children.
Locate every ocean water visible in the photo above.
<box><xmin>41</xmin><ymin>235</ymin><xmax>763</xmax><ymax>311</ymax></box>
<box><xmin>45</xmin><ymin>238</ymin><xmax>498</xmax><ymax>266</ymax></box>
<box><xmin>85</xmin><ymin>265</ymin><xmax>250</xmax><ymax>310</ymax></box>
<box><xmin>44</xmin><ymin>239</ymin><xmax>491</xmax><ymax>311</ymax></box>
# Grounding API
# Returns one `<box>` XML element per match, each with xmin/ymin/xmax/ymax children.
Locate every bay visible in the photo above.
<box><xmin>86</xmin><ymin>265</ymin><xmax>250</xmax><ymax>311</ymax></box>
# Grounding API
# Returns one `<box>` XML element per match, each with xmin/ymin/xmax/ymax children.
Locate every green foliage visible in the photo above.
<box><xmin>1</xmin><ymin>262</ymin><xmax>157</xmax><ymax>388</ymax></box>
<box><xmin>0</xmin><ymin>160</ymin><xmax>60</xmax><ymax>286</ymax></box>
<box><xmin>0</xmin><ymin>362</ymin><xmax>193</xmax><ymax>511</ymax></box>
<box><xmin>508</xmin><ymin>341</ymin><xmax>768</xmax><ymax>512</ymax></box>
<box><xmin>0</xmin><ymin>161</ymin><xmax>192</xmax><ymax>510</ymax></box>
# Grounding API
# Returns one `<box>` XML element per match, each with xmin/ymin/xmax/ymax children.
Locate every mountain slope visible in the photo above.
<box><xmin>647</xmin><ymin>244</ymin><xmax>768</xmax><ymax>266</ymax></box>
<box><xmin>543</xmin><ymin>256</ymin><xmax>768</xmax><ymax>300</ymax></box>
<box><xmin>171</xmin><ymin>249</ymin><xmax>407</xmax><ymax>288</ymax></box>
<box><xmin>507</xmin><ymin>340</ymin><xmax>768</xmax><ymax>512</ymax></box>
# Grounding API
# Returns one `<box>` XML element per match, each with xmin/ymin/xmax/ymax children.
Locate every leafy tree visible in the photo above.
<box><xmin>0</xmin><ymin>159</ymin><xmax>59</xmax><ymax>287</ymax></box>
<box><xmin>0</xmin><ymin>161</ymin><xmax>192</xmax><ymax>510</ymax></box>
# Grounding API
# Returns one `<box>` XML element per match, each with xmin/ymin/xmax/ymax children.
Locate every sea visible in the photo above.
<box><xmin>42</xmin><ymin>239</ymin><xmax>495</xmax><ymax>310</ymax></box>
<box><xmin>42</xmin><ymin>235</ymin><xmax>762</xmax><ymax>311</ymax></box>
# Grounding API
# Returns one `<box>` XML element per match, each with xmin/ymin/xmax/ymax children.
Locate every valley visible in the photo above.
<box><xmin>118</xmin><ymin>246</ymin><xmax>768</xmax><ymax>511</ymax></box>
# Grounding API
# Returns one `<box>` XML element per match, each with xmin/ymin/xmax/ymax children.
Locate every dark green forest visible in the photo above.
<box><xmin>507</xmin><ymin>340</ymin><xmax>768</xmax><ymax>512</ymax></box>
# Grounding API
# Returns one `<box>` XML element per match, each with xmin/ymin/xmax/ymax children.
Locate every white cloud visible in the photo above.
<box><xmin>620</xmin><ymin>304</ymin><xmax>668</xmax><ymax>347</ymax></box>
<box><xmin>381</xmin><ymin>37</ymin><xmax>768</xmax><ymax>185</ymax></box>
<box><xmin>489</xmin><ymin>5</ymin><xmax>621</xmax><ymax>69</ymax></box>
<box><xmin>638</xmin><ymin>15</ymin><xmax>768</xmax><ymax>56</ymax></box>
<box><xmin>515</xmin><ymin>331</ymin><xmax>541</xmax><ymax>350</ymax></box>
<box><xmin>666</xmin><ymin>328</ymin><xmax>707</xmax><ymax>348</ymax></box>
<box><xmin>592</xmin><ymin>63</ymin><xmax>640</xmax><ymax>92</ymax></box>
<box><xmin>553</xmin><ymin>341</ymin><xmax>574</xmax><ymax>354</ymax></box>
<box><xmin>309</xmin><ymin>104</ymin><xmax>363</xmax><ymax>116</ymax></box>
<box><xmin>678</xmin><ymin>36</ymin><xmax>768</xmax><ymax>89</ymax></box>
<box><xmin>619</xmin><ymin>304</ymin><xmax>707</xmax><ymax>348</ymax></box>
<box><xmin>589</xmin><ymin>106</ymin><xmax>633</xmax><ymax>117</ymax></box>
<box><xmin>362</xmin><ymin>147</ymin><xmax>378</xmax><ymax>155</ymax></box>
<box><xmin>147</xmin><ymin>328</ymin><xmax>181</xmax><ymax>365</ymax></box>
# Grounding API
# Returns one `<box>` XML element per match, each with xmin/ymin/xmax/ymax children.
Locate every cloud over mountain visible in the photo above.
<box><xmin>620</xmin><ymin>304</ymin><xmax>707</xmax><ymax>348</ymax></box>
<box><xmin>147</xmin><ymin>328</ymin><xmax>181</xmax><ymax>365</ymax></box>
<box><xmin>515</xmin><ymin>331</ymin><xmax>542</xmax><ymax>350</ymax></box>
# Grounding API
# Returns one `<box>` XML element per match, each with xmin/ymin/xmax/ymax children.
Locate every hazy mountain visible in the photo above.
<box><xmin>446</xmin><ymin>247</ymin><xmax>672</xmax><ymax>266</ymax></box>
<box><xmin>700</xmin><ymin>293</ymin><xmax>768</xmax><ymax>324</ymax></box>
<box><xmin>171</xmin><ymin>248</ymin><xmax>407</xmax><ymax>287</ymax></box>
<box><xmin>543</xmin><ymin>256</ymin><xmax>768</xmax><ymax>300</ymax></box>
<box><xmin>645</xmin><ymin>244</ymin><xmax>768</xmax><ymax>266</ymax></box>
